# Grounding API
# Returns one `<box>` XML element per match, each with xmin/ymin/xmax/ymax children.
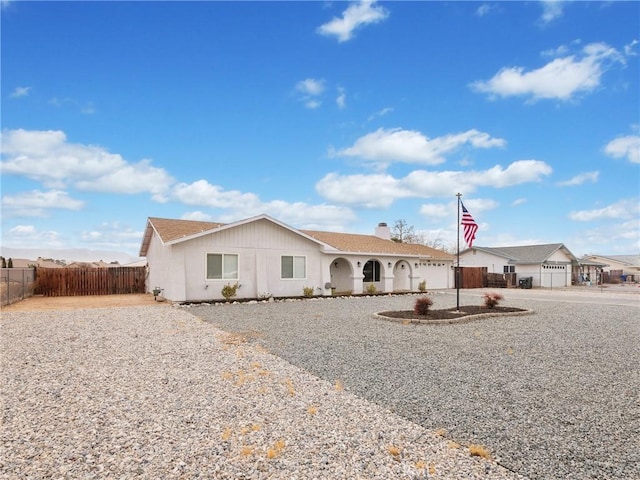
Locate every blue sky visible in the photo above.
<box><xmin>1</xmin><ymin>0</ymin><xmax>639</xmax><ymax>261</ymax></box>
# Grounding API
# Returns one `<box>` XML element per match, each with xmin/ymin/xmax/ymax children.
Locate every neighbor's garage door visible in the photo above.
<box><xmin>541</xmin><ymin>264</ymin><xmax>568</xmax><ymax>288</ymax></box>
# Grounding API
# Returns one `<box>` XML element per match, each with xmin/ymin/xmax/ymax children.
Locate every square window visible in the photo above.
<box><xmin>281</xmin><ymin>256</ymin><xmax>306</xmax><ymax>279</ymax></box>
<box><xmin>207</xmin><ymin>253</ymin><xmax>238</xmax><ymax>280</ymax></box>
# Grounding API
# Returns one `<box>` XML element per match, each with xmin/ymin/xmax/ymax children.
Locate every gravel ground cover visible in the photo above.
<box><xmin>192</xmin><ymin>290</ymin><xmax>640</xmax><ymax>480</ymax></box>
<box><xmin>1</xmin><ymin>305</ymin><xmax>522</xmax><ymax>480</ymax></box>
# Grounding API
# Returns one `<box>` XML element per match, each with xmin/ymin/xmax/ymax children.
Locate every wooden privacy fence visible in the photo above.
<box><xmin>455</xmin><ymin>267</ymin><xmax>488</xmax><ymax>289</ymax></box>
<box><xmin>35</xmin><ymin>267</ymin><xmax>147</xmax><ymax>296</ymax></box>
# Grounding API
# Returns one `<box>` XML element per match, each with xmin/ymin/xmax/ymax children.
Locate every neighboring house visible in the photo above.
<box><xmin>580</xmin><ymin>254</ymin><xmax>640</xmax><ymax>282</ymax></box>
<box><xmin>8</xmin><ymin>258</ymin><xmax>64</xmax><ymax>268</ymax></box>
<box><xmin>575</xmin><ymin>258</ymin><xmax>608</xmax><ymax>285</ymax></box>
<box><xmin>139</xmin><ymin>215</ymin><xmax>455</xmax><ymax>302</ymax></box>
<box><xmin>459</xmin><ymin>243</ymin><xmax>578</xmax><ymax>288</ymax></box>
<box><xmin>65</xmin><ymin>260</ymin><xmax>114</xmax><ymax>268</ymax></box>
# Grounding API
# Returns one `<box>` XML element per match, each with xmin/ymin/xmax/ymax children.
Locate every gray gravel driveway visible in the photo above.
<box><xmin>193</xmin><ymin>288</ymin><xmax>640</xmax><ymax>480</ymax></box>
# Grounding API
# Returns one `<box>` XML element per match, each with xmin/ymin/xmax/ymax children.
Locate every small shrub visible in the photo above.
<box><xmin>414</xmin><ymin>296</ymin><xmax>433</xmax><ymax>315</ymax></box>
<box><xmin>418</xmin><ymin>280</ymin><xmax>427</xmax><ymax>292</ymax></box>
<box><xmin>482</xmin><ymin>292</ymin><xmax>504</xmax><ymax>309</ymax></box>
<box><xmin>221</xmin><ymin>283</ymin><xmax>240</xmax><ymax>302</ymax></box>
<box><xmin>366</xmin><ymin>284</ymin><xmax>377</xmax><ymax>294</ymax></box>
<box><xmin>469</xmin><ymin>444</ymin><xmax>491</xmax><ymax>459</ymax></box>
<box><xmin>302</xmin><ymin>286</ymin><xmax>314</xmax><ymax>297</ymax></box>
<box><xmin>387</xmin><ymin>445</ymin><xmax>401</xmax><ymax>458</ymax></box>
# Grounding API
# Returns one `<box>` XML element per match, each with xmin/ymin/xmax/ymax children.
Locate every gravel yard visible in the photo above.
<box><xmin>1</xmin><ymin>302</ymin><xmax>523</xmax><ymax>480</ymax></box>
<box><xmin>1</xmin><ymin>288</ymin><xmax>638</xmax><ymax>479</ymax></box>
<box><xmin>191</xmin><ymin>289</ymin><xmax>640</xmax><ymax>480</ymax></box>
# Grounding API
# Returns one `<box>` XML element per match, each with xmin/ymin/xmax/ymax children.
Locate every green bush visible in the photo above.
<box><xmin>366</xmin><ymin>284</ymin><xmax>377</xmax><ymax>294</ymax></box>
<box><xmin>221</xmin><ymin>283</ymin><xmax>240</xmax><ymax>302</ymax></box>
<box><xmin>414</xmin><ymin>296</ymin><xmax>433</xmax><ymax>315</ymax></box>
<box><xmin>418</xmin><ymin>280</ymin><xmax>427</xmax><ymax>292</ymax></box>
<box><xmin>303</xmin><ymin>286</ymin><xmax>315</xmax><ymax>297</ymax></box>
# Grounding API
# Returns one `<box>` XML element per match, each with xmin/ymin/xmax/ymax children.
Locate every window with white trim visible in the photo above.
<box><xmin>281</xmin><ymin>255</ymin><xmax>306</xmax><ymax>279</ymax></box>
<box><xmin>503</xmin><ymin>265</ymin><xmax>515</xmax><ymax>273</ymax></box>
<box><xmin>206</xmin><ymin>253</ymin><xmax>238</xmax><ymax>280</ymax></box>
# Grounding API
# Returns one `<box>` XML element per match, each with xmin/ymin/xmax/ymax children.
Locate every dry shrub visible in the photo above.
<box><xmin>482</xmin><ymin>292</ymin><xmax>504</xmax><ymax>309</ymax></box>
<box><xmin>387</xmin><ymin>445</ymin><xmax>401</xmax><ymax>457</ymax></box>
<box><xmin>469</xmin><ymin>444</ymin><xmax>491</xmax><ymax>459</ymax></box>
<box><xmin>414</xmin><ymin>296</ymin><xmax>433</xmax><ymax>315</ymax></box>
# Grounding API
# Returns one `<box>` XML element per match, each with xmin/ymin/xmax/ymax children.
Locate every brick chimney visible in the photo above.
<box><xmin>374</xmin><ymin>222</ymin><xmax>391</xmax><ymax>240</ymax></box>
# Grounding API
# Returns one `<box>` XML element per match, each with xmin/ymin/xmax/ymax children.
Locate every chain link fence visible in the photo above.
<box><xmin>1</xmin><ymin>268</ymin><xmax>36</xmax><ymax>307</ymax></box>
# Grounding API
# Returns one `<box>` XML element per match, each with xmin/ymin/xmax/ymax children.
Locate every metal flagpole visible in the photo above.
<box><xmin>456</xmin><ymin>193</ymin><xmax>461</xmax><ymax>311</ymax></box>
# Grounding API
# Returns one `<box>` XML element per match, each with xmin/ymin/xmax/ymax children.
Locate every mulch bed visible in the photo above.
<box><xmin>378</xmin><ymin>305</ymin><xmax>528</xmax><ymax>321</ymax></box>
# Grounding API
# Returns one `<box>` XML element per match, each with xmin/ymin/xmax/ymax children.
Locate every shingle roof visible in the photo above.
<box><xmin>140</xmin><ymin>216</ymin><xmax>453</xmax><ymax>259</ymax></box>
<box><xmin>586</xmin><ymin>254</ymin><xmax>640</xmax><ymax>267</ymax></box>
<box><xmin>149</xmin><ymin>217</ymin><xmax>225</xmax><ymax>243</ymax></box>
<box><xmin>470</xmin><ymin>243</ymin><xmax>577</xmax><ymax>264</ymax></box>
<box><xmin>301</xmin><ymin>230</ymin><xmax>453</xmax><ymax>259</ymax></box>
<box><xmin>139</xmin><ymin>217</ymin><xmax>225</xmax><ymax>256</ymax></box>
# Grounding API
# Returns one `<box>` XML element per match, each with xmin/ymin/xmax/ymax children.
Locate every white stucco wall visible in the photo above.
<box><xmin>177</xmin><ymin>218</ymin><xmax>328</xmax><ymax>301</ymax></box>
<box><xmin>459</xmin><ymin>250</ymin><xmax>509</xmax><ymax>273</ymax></box>
<box><xmin>145</xmin><ymin>233</ymin><xmax>186</xmax><ymax>301</ymax></box>
<box><xmin>146</xmin><ymin>218</ymin><xmax>455</xmax><ymax>301</ymax></box>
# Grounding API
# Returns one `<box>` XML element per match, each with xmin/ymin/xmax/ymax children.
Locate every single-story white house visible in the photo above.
<box><xmin>459</xmin><ymin>243</ymin><xmax>578</xmax><ymax>288</ymax></box>
<box><xmin>139</xmin><ymin>215</ymin><xmax>456</xmax><ymax>302</ymax></box>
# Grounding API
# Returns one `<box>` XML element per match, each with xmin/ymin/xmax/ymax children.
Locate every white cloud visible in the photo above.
<box><xmin>332</xmin><ymin>128</ymin><xmax>506</xmax><ymax>166</ymax></box>
<box><xmin>0</xmin><ymin>129</ymin><xmax>174</xmax><ymax>198</ymax></box>
<box><xmin>49</xmin><ymin>96</ymin><xmax>95</xmax><ymax>114</ymax></box>
<box><xmin>367</xmin><ymin>107</ymin><xmax>393</xmax><ymax>121</ymax></box>
<box><xmin>556</xmin><ymin>171</ymin><xmax>599</xmax><ymax>186</ymax></box>
<box><xmin>470</xmin><ymin>42</ymin><xmax>625</xmax><ymax>102</ymax></box>
<box><xmin>569</xmin><ymin>198</ymin><xmax>639</xmax><ymax>221</ymax></box>
<box><xmin>316</xmin><ymin>172</ymin><xmax>407</xmax><ymax>208</ymax></box>
<box><xmin>296</xmin><ymin>78</ymin><xmax>325</xmax><ymax>96</ymax></box>
<box><xmin>624</xmin><ymin>39</ymin><xmax>638</xmax><ymax>57</ymax></box>
<box><xmin>79</xmin><ymin>221</ymin><xmax>142</xmax><ymax>249</ymax></box>
<box><xmin>336</xmin><ymin>87</ymin><xmax>346</xmax><ymax>109</ymax></box>
<box><xmin>305</xmin><ymin>99</ymin><xmax>321</xmax><ymax>110</ymax></box>
<box><xmin>295</xmin><ymin>78</ymin><xmax>325</xmax><ymax>109</ymax></box>
<box><xmin>604</xmin><ymin>135</ymin><xmax>640</xmax><ymax>164</ymax></box>
<box><xmin>539</xmin><ymin>0</ymin><xmax>565</xmax><ymax>25</ymax></box>
<box><xmin>476</xmin><ymin>3</ymin><xmax>498</xmax><ymax>17</ymax></box>
<box><xmin>1</xmin><ymin>189</ymin><xmax>84</xmax><ymax>217</ymax></box>
<box><xmin>419</xmin><ymin>198</ymin><xmax>498</xmax><ymax>220</ymax></box>
<box><xmin>171</xmin><ymin>179</ymin><xmax>356</xmax><ymax>230</ymax></box>
<box><xmin>4</xmin><ymin>225</ymin><xmax>62</xmax><ymax>248</ymax></box>
<box><xmin>419</xmin><ymin>203</ymin><xmax>451</xmax><ymax>219</ymax></box>
<box><xmin>173</xmin><ymin>180</ymin><xmax>261</xmax><ymax>209</ymax></box>
<box><xmin>9</xmin><ymin>225</ymin><xmax>37</xmax><ymax>236</ymax></box>
<box><xmin>316</xmin><ymin>160</ymin><xmax>552</xmax><ymax>208</ymax></box>
<box><xmin>75</xmin><ymin>159</ymin><xmax>173</xmax><ymax>200</ymax></box>
<box><xmin>512</xmin><ymin>198</ymin><xmax>527</xmax><ymax>206</ymax></box>
<box><xmin>9</xmin><ymin>86</ymin><xmax>31</xmax><ymax>98</ymax></box>
<box><xmin>317</xmin><ymin>0</ymin><xmax>389</xmax><ymax>43</ymax></box>
<box><xmin>182</xmin><ymin>211</ymin><xmax>214</xmax><ymax>222</ymax></box>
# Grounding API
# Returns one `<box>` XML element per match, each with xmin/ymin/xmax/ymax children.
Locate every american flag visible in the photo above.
<box><xmin>461</xmin><ymin>202</ymin><xmax>478</xmax><ymax>247</ymax></box>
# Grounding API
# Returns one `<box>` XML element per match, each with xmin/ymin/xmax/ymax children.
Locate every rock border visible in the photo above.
<box><xmin>373</xmin><ymin>308</ymin><xmax>535</xmax><ymax>325</ymax></box>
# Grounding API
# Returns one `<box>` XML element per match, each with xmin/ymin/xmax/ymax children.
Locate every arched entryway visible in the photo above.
<box><xmin>392</xmin><ymin>260</ymin><xmax>412</xmax><ymax>291</ymax></box>
<box><xmin>330</xmin><ymin>257</ymin><xmax>353</xmax><ymax>294</ymax></box>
